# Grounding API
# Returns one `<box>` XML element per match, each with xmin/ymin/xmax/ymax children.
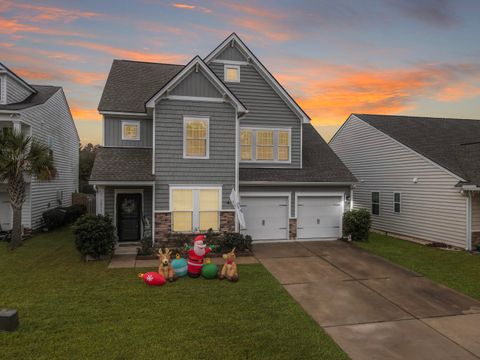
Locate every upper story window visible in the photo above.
<box><xmin>122</xmin><ymin>120</ymin><xmax>140</xmax><ymax>141</ymax></box>
<box><xmin>240</xmin><ymin>128</ymin><xmax>290</xmax><ymax>162</ymax></box>
<box><xmin>372</xmin><ymin>192</ymin><xmax>380</xmax><ymax>215</ymax></box>
<box><xmin>183</xmin><ymin>116</ymin><xmax>209</xmax><ymax>159</ymax></box>
<box><xmin>224</xmin><ymin>65</ymin><xmax>240</xmax><ymax>82</ymax></box>
<box><xmin>394</xmin><ymin>192</ymin><xmax>401</xmax><ymax>213</ymax></box>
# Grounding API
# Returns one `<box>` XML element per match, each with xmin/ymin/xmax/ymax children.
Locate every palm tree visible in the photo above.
<box><xmin>0</xmin><ymin>131</ymin><xmax>56</xmax><ymax>250</ymax></box>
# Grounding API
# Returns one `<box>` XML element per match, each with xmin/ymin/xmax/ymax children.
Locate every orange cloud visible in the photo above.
<box><xmin>274</xmin><ymin>61</ymin><xmax>480</xmax><ymax>127</ymax></box>
<box><xmin>14</xmin><ymin>67</ymin><xmax>105</xmax><ymax>86</ymax></box>
<box><xmin>173</xmin><ymin>3</ymin><xmax>195</xmax><ymax>10</ymax></box>
<box><xmin>0</xmin><ymin>16</ymin><xmax>92</xmax><ymax>37</ymax></box>
<box><xmin>172</xmin><ymin>3</ymin><xmax>211</xmax><ymax>13</ymax></box>
<box><xmin>0</xmin><ymin>1</ymin><xmax>100</xmax><ymax>23</ymax></box>
<box><xmin>63</xmin><ymin>40</ymin><xmax>187</xmax><ymax>63</ymax></box>
<box><xmin>70</xmin><ymin>105</ymin><xmax>101</xmax><ymax>121</ymax></box>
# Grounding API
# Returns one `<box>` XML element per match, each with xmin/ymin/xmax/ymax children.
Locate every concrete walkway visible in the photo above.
<box><xmin>254</xmin><ymin>241</ymin><xmax>480</xmax><ymax>360</ymax></box>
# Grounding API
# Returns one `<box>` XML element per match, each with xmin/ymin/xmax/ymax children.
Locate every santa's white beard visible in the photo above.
<box><xmin>194</xmin><ymin>247</ymin><xmax>205</xmax><ymax>256</ymax></box>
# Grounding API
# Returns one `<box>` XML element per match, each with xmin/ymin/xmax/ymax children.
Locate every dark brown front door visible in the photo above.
<box><xmin>117</xmin><ymin>193</ymin><xmax>142</xmax><ymax>242</ymax></box>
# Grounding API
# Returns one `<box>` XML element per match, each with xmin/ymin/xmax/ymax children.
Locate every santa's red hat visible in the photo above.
<box><xmin>194</xmin><ymin>234</ymin><xmax>206</xmax><ymax>242</ymax></box>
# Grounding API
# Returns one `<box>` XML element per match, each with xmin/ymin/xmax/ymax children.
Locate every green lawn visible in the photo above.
<box><xmin>357</xmin><ymin>232</ymin><xmax>480</xmax><ymax>300</ymax></box>
<box><xmin>0</xmin><ymin>228</ymin><xmax>347</xmax><ymax>360</ymax></box>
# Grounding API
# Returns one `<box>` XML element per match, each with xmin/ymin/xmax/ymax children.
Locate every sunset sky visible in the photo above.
<box><xmin>1</xmin><ymin>0</ymin><xmax>480</xmax><ymax>145</ymax></box>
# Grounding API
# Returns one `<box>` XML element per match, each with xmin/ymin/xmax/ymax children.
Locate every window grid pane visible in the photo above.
<box><xmin>199</xmin><ymin>211</ymin><xmax>219</xmax><ymax>231</ymax></box>
<box><xmin>278</xmin><ymin>146</ymin><xmax>289</xmax><ymax>161</ymax></box>
<box><xmin>172</xmin><ymin>212</ymin><xmax>193</xmax><ymax>232</ymax></box>
<box><xmin>123</xmin><ymin>125</ymin><xmax>138</xmax><ymax>139</ymax></box>
<box><xmin>199</xmin><ymin>190</ymin><xmax>220</xmax><ymax>211</ymax></box>
<box><xmin>256</xmin><ymin>131</ymin><xmax>273</xmax><ymax>145</ymax></box>
<box><xmin>172</xmin><ymin>189</ymin><xmax>193</xmax><ymax>211</ymax></box>
<box><xmin>185</xmin><ymin>120</ymin><xmax>207</xmax><ymax>157</ymax></box>
<box><xmin>278</xmin><ymin>131</ymin><xmax>289</xmax><ymax>146</ymax></box>
<box><xmin>256</xmin><ymin>146</ymin><xmax>274</xmax><ymax>160</ymax></box>
<box><xmin>226</xmin><ymin>67</ymin><xmax>239</xmax><ymax>81</ymax></box>
<box><xmin>241</xmin><ymin>145</ymin><xmax>252</xmax><ymax>160</ymax></box>
<box><xmin>187</xmin><ymin>139</ymin><xmax>206</xmax><ymax>157</ymax></box>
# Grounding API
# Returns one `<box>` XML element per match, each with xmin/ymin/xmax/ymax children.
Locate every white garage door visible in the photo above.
<box><xmin>297</xmin><ymin>196</ymin><xmax>343</xmax><ymax>239</ymax></box>
<box><xmin>240</xmin><ymin>196</ymin><xmax>289</xmax><ymax>241</ymax></box>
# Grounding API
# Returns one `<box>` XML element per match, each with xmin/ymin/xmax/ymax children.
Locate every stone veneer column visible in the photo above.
<box><xmin>289</xmin><ymin>219</ymin><xmax>297</xmax><ymax>240</ymax></box>
<box><xmin>155</xmin><ymin>212</ymin><xmax>171</xmax><ymax>245</ymax></box>
<box><xmin>220</xmin><ymin>211</ymin><xmax>235</xmax><ymax>233</ymax></box>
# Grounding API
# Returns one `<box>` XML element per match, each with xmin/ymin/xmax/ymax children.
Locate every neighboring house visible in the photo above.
<box><xmin>0</xmin><ymin>62</ymin><xmax>79</xmax><ymax>231</ymax></box>
<box><xmin>330</xmin><ymin>114</ymin><xmax>480</xmax><ymax>250</ymax></box>
<box><xmin>90</xmin><ymin>33</ymin><xmax>356</xmax><ymax>244</ymax></box>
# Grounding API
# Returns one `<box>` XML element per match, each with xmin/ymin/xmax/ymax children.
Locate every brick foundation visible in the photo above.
<box><xmin>220</xmin><ymin>211</ymin><xmax>235</xmax><ymax>233</ymax></box>
<box><xmin>155</xmin><ymin>212</ymin><xmax>171</xmax><ymax>245</ymax></box>
<box><xmin>472</xmin><ymin>232</ymin><xmax>480</xmax><ymax>249</ymax></box>
<box><xmin>154</xmin><ymin>211</ymin><xmax>236</xmax><ymax>246</ymax></box>
<box><xmin>289</xmin><ymin>218</ymin><xmax>297</xmax><ymax>240</ymax></box>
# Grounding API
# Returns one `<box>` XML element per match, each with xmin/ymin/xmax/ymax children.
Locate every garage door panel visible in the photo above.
<box><xmin>297</xmin><ymin>196</ymin><xmax>342</xmax><ymax>239</ymax></box>
<box><xmin>240</xmin><ymin>196</ymin><xmax>289</xmax><ymax>241</ymax></box>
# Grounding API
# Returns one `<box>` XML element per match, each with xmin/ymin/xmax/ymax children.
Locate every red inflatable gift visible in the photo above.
<box><xmin>138</xmin><ymin>272</ymin><xmax>166</xmax><ymax>286</ymax></box>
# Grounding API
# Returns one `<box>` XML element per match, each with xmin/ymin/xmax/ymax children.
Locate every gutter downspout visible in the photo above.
<box><xmin>467</xmin><ymin>191</ymin><xmax>472</xmax><ymax>251</ymax></box>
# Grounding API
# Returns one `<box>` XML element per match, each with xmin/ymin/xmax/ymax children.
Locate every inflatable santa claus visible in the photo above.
<box><xmin>187</xmin><ymin>234</ymin><xmax>214</xmax><ymax>278</ymax></box>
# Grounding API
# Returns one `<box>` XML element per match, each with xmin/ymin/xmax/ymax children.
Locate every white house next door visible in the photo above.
<box><xmin>0</xmin><ymin>192</ymin><xmax>12</xmax><ymax>231</ymax></box>
<box><xmin>297</xmin><ymin>196</ymin><xmax>343</xmax><ymax>240</ymax></box>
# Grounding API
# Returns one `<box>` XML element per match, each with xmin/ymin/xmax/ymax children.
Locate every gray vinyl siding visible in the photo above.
<box><xmin>209</xmin><ymin>62</ymin><xmax>301</xmax><ymax>168</ymax></box>
<box><xmin>240</xmin><ymin>185</ymin><xmax>350</xmax><ymax>218</ymax></box>
<box><xmin>20</xmin><ymin>89</ymin><xmax>79</xmax><ymax>230</ymax></box>
<box><xmin>170</xmin><ymin>69</ymin><xmax>222</xmax><ymax>98</ymax></box>
<box><xmin>472</xmin><ymin>197</ymin><xmax>480</xmax><ymax>231</ymax></box>
<box><xmin>6</xmin><ymin>76</ymin><xmax>32</xmax><ymax>104</ymax></box>
<box><xmin>330</xmin><ymin>115</ymin><xmax>467</xmax><ymax>248</ymax></box>
<box><xmin>154</xmin><ymin>99</ymin><xmax>235</xmax><ymax>210</ymax></box>
<box><xmin>103</xmin><ymin>116</ymin><xmax>152</xmax><ymax>147</ymax></box>
<box><xmin>216</xmin><ymin>45</ymin><xmax>247</xmax><ymax>61</ymax></box>
<box><xmin>104</xmin><ymin>186</ymin><xmax>153</xmax><ymax>226</ymax></box>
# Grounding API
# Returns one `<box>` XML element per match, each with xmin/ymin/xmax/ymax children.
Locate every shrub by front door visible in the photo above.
<box><xmin>117</xmin><ymin>193</ymin><xmax>141</xmax><ymax>242</ymax></box>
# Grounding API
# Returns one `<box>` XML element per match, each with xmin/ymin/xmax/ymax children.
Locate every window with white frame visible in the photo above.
<box><xmin>171</xmin><ymin>188</ymin><xmax>220</xmax><ymax>232</ymax></box>
<box><xmin>47</xmin><ymin>135</ymin><xmax>54</xmax><ymax>157</ymax></box>
<box><xmin>184</xmin><ymin>116</ymin><xmax>209</xmax><ymax>158</ymax></box>
<box><xmin>372</xmin><ymin>192</ymin><xmax>380</xmax><ymax>215</ymax></box>
<box><xmin>240</xmin><ymin>128</ymin><xmax>291</xmax><ymax>162</ymax></box>
<box><xmin>224</xmin><ymin>65</ymin><xmax>240</xmax><ymax>82</ymax></box>
<box><xmin>122</xmin><ymin>120</ymin><xmax>140</xmax><ymax>141</ymax></box>
<box><xmin>394</xmin><ymin>192</ymin><xmax>401</xmax><ymax>213</ymax></box>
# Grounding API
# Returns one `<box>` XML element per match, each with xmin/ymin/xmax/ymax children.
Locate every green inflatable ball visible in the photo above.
<box><xmin>201</xmin><ymin>263</ymin><xmax>218</xmax><ymax>279</ymax></box>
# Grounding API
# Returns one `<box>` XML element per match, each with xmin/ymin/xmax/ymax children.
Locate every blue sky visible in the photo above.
<box><xmin>1</xmin><ymin>0</ymin><xmax>479</xmax><ymax>144</ymax></box>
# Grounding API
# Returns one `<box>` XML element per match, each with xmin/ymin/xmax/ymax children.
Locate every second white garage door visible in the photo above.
<box><xmin>297</xmin><ymin>196</ymin><xmax>343</xmax><ymax>239</ymax></box>
<box><xmin>240</xmin><ymin>196</ymin><xmax>289</xmax><ymax>241</ymax></box>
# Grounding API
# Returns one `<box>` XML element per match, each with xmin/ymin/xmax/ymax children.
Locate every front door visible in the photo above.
<box><xmin>117</xmin><ymin>193</ymin><xmax>142</xmax><ymax>242</ymax></box>
<box><xmin>0</xmin><ymin>192</ymin><xmax>12</xmax><ymax>231</ymax></box>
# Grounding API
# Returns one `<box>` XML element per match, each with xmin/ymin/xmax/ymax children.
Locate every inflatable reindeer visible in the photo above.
<box><xmin>219</xmin><ymin>248</ymin><xmax>238</xmax><ymax>282</ymax></box>
<box><xmin>158</xmin><ymin>248</ymin><xmax>176</xmax><ymax>282</ymax></box>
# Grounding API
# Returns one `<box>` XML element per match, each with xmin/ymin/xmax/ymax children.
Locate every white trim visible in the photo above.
<box><xmin>183</xmin><ymin>116</ymin><xmax>210</xmax><ymax>159</ymax></box>
<box><xmin>393</xmin><ymin>191</ymin><xmax>401</xmax><ymax>214</ymax></box>
<box><xmin>300</xmin><ymin>123</ymin><xmax>303</xmax><ymax>168</ymax></box>
<box><xmin>102</xmin><ymin>115</ymin><xmax>105</xmax><ymax>146</ymax></box>
<box><xmin>211</xmin><ymin>59</ymin><xmax>250</xmax><ymax>66</ymax></box>
<box><xmin>332</xmin><ymin>115</ymin><xmax>467</xmax><ymax>182</ymax></box>
<box><xmin>145</xmin><ymin>56</ymin><xmax>247</xmax><ymax>114</ymax></box>
<box><xmin>224</xmin><ymin>64</ymin><xmax>240</xmax><ymax>83</ymax></box>
<box><xmin>239</xmin><ymin>181</ymin><xmax>357</xmax><ymax>186</ymax></box>
<box><xmin>294</xmin><ymin>192</ymin><xmax>345</xmax><ymax>219</ymax></box>
<box><xmin>169</xmin><ymin>185</ymin><xmax>222</xmax><ymax>232</ymax></box>
<box><xmin>165</xmin><ymin>95</ymin><xmax>225</xmax><ymax>103</ymax></box>
<box><xmin>89</xmin><ymin>181</ymin><xmax>154</xmax><ymax>186</ymax></box>
<box><xmin>152</xmin><ymin>106</ymin><xmax>155</xmax><ymax>174</ymax></box>
<box><xmin>467</xmin><ymin>192</ymin><xmax>472</xmax><ymax>250</ymax></box>
<box><xmin>96</xmin><ymin>186</ymin><xmax>105</xmax><ymax>215</ymax></box>
<box><xmin>121</xmin><ymin>120</ymin><xmax>141</xmax><ymax>141</ymax></box>
<box><xmin>113</xmin><ymin>189</ymin><xmax>144</xmax><ymax>239</ymax></box>
<box><xmin>371</xmin><ymin>191</ymin><xmax>380</xmax><ymax>216</ymax></box>
<box><xmin>234</xmin><ymin>108</ymin><xmax>239</xmax><ymax>232</ymax></box>
<box><xmin>0</xmin><ymin>109</ymin><xmax>20</xmax><ymax>114</ymax></box>
<box><xmin>204</xmin><ymin>33</ymin><xmax>309</xmax><ymax>123</ymax></box>
<box><xmin>99</xmin><ymin>111</ymin><xmax>149</xmax><ymax>117</ymax></box>
<box><xmin>349</xmin><ymin>187</ymin><xmax>354</xmax><ymax>211</ymax></box>
<box><xmin>239</xmin><ymin>191</ymin><xmax>291</xmax><ymax>240</ymax></box>
<box><xmin>240</xmin><ymin>127</ymin><xmax>292</xmax><ymax>164</ymax></box>
<box><xmin>151</xmin><ymin>182</ymin><xmax>155</xmax><ymax>246</ymax></box>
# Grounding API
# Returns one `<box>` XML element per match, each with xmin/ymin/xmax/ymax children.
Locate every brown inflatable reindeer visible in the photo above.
<box><xmin>158</xmin><ymin>248</ymin><xmax>176</xmax><ymax>282</ymax></box>
<box><xmin>219</xmin><ymin>248</ymin><xmax>238</xmax><ymax>282</ymax></box>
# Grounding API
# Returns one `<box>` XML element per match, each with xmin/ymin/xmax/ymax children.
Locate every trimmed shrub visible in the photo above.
<box><xmin>73</xmin><ymin>214</ymin><xmax>116</xmax><ymax>259</ymax></box>
<box><xmin>42</xmin><ymin>208</ymin><xmax>67</xmax><ymax>230</ymax></box>
<box><xmin>63</xmin><ymin>204</ymin><xmax>87</xmax><ymax>223</ymax></box>
<box><xmin>343</xmin><ymin>209</ymin><xmax>371</xmax><ymax>241</ymax></box>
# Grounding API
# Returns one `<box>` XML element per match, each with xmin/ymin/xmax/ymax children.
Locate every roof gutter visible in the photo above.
<box><xmin>239</xmin><ymin>181</ymin><xmax>357</xmax><ymax>186</ymax></box>
<box><xmin>89</xmin><ymin>180</ymin><xmax>155</xmax><ymax>186</ymax></box>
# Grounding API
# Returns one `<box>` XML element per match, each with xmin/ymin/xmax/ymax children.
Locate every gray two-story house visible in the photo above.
<box><xmin>0</xmin><ymin>62</ymin><xmax>79</xmax><ymax>231</ymax></box>
<box><xmin>90</xmin><ymin>33</ymin><xmax>355</xmax><ymax>243</ymax></box>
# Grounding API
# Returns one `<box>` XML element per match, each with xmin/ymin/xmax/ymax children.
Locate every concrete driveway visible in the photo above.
<box><xmin>254</xmin><ymin>241</ymin><xmax>480</xmax><ymax>360</ymax></box>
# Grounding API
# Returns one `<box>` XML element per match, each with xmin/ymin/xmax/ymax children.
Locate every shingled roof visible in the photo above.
<box><xmin>0</xmin><ymin>85</ymin><xmax>61</xmax><ymax>111</ymax></box>
<box><xmin>240</xmin><ymin>124</ymin><xmax>357</xmax><ymax>183</ymax></box>
<box><xmin>354</xmin><ymin>114</ymin><xmax>480</xmax><ymax>186</ymax></box>
<box><xmin>98</xmin><ymin>60</ymin><xmax>184</xmax><ymax>113</ymax></box>
<box><xmin>90</xmin><ymin>147</ymin><xmax>154</xmax><ymax>182</ymax></box>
